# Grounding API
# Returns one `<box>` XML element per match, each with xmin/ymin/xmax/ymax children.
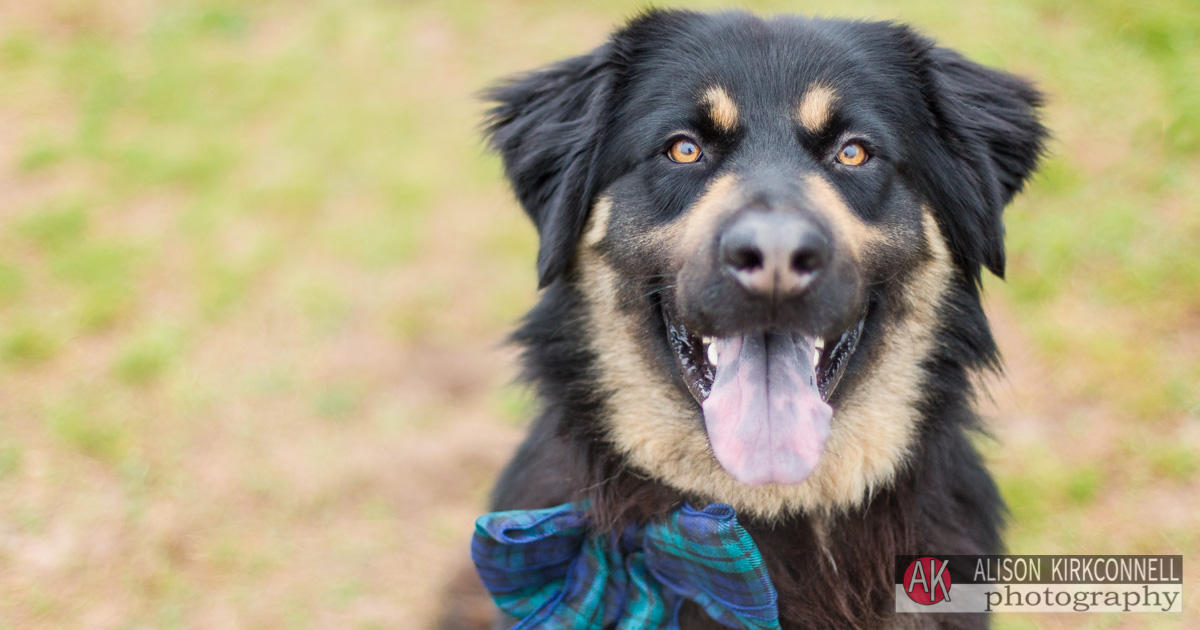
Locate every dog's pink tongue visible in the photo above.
<box><xmin>701</xmin><ymin>332</ymin><xmax>832</xmax><ymax>486</ymax></box>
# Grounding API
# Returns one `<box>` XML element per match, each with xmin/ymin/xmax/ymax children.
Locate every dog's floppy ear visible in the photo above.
<box><xmin>484</xmin><ymin>46</ymin><xmax>617</xmax><ymax>288</ymax></box>
<box><xmin>908</xmin><ymin>35</ymin><xmax>1047</xmax><ymax>285</ymax></box>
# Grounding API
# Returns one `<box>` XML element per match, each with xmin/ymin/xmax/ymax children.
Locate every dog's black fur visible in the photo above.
<box><xmin>480</xmin><ymin>10</ymin><xmax>1045</xmax><ymax>629</ymax></box>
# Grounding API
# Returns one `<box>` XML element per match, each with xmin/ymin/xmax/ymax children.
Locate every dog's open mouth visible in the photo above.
<box><xmin>664</xmin><ymin>307</ymin><xmax>866</xmax><ymax>486</ymax></box>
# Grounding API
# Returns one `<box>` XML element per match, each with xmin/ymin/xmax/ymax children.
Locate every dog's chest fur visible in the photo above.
<box><xmin>492</xmin><ymin>398</ymin><xmax>1000</xmax><ymax>630</ymax></box>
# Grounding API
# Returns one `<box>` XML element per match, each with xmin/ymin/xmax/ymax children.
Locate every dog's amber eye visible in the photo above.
<box><xmin>835</xmin><ymin>141</ymin><xmax>868</xmax><ymax>166</ymax></box>
<box><xmin>668</xmin><ymin>138</ymin><xmax>703</xmax><ymax>163</ymax></box>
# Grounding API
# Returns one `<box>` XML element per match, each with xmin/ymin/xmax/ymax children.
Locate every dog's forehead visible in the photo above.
<box><xmin>630</xmin><ymin>17</ymin><xmax>874</xmax><ymax>116</ymax></box>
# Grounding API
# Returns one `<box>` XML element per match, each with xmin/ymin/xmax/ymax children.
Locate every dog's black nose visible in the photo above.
<box><xmin>720</xmin><ymin>212</ymin><xmax>829</xmax><ymax>298</ymax></box>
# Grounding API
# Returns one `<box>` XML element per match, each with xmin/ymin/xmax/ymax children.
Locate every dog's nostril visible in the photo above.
<box><xmin>727</xmin><ymin>247</ymin><xmax>764</xmax><ymax>271</ymax></box>
<box><xmin>791</xmin><ymin>250</ymin><xmax>822</xmax><ymax>274</ymax></box>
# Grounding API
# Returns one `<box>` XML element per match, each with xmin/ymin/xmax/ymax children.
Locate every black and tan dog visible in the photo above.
<box><xmin>480</xmin><ymin>9</ymin><xmax>1045</xmax><ymax>629</ymax></box>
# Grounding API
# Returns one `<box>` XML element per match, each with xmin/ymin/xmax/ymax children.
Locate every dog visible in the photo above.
<box><xmin>477</xmin><ymin>9</ymin><xmax>1045</xmax><ymax>629</ymax></box>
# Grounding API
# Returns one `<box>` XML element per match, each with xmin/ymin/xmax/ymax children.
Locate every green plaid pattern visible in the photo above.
<box><xmin>471</xmin><ymin>502</ymin><xmax>780</xmax><ymax>629</ymax></box>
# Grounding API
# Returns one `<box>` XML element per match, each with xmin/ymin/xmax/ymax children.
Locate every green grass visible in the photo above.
<box><xmin>0</xmin><ymin>0</ymin><xmax>1195</xmax><ymax>627</ymax></box>
<box><xmin>0</xmin><ymin>443</ymin><xmax>22</xmax><ymax>479</ymax></box>
<box><xmin>313</xmin><ymin>385</ymin><xmax>362</xmax><ymax>421</ymax></box>
<box><xmin>14</xmin><ymin>200</ymin><xmax>89</xmax><ymax>250</ymax></box>
<box><xmin>1</xmin><ymin>322</ymin><xmax>61</xmax><ymax>365</ymax></box>
<box><xmin>112</xmin><ymin>325</ymin><xmax>183</xmax><ymax>384</ymax></box>
<box><xmin>45</xmin><ymin>400</ymin><xmax>130</xmax><ymax>466</ymax></box>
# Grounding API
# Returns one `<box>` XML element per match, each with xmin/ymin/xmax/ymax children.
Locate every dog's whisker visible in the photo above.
<box><xmin>543</xmin><ymin>284</ymin><xmax>675</xmax><ymax>341</ymax></box>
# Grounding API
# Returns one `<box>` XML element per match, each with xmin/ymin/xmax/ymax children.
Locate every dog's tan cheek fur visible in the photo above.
<box><xmin>583</xmin><ymin>196</ymin><xmax>613</xmax><ymax>248</ymax></box>
<box><xmin>801</xmin><ymin>173</ymin><xmax>882</xmax><ymax>261</ymax></box>
<box><xmin>576</xmin><ymin>240</ymin><xmax>703</xmax><ymax>481</ymax></box>
<box><xmin>674</xmin><ymin>173</ymin><xmax>740</xmax><ymax>257</ymax></box>
<box><xmin>637</xmin><ymin>174</ymin><xmax>741</xmax><ymax>310</ymax></box>
<box><xmin>578</xmin><ymin>191</ymin><xmax>953</xmax><ymax>519</ymax></box>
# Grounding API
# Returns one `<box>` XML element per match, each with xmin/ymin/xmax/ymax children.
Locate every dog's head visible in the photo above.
<box><xmin>488</xmin><ymin>10</ymin><xmax>1045</xmax><ymax>517</ymax></box>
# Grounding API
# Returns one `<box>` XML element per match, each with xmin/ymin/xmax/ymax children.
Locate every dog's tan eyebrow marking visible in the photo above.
<box><xmin>796</xmin><ymin>84</ymin><xmax>839</xmax><ymax>133</ymax></box>
<box><xmin>701</xmin><ymin>86</ymin><xmax>739</xmax><ymax>132</ymax></box>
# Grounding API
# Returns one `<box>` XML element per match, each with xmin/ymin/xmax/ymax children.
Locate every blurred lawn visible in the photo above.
<box><xmin>0</xmin><ymin>0</ymin><xmax>1196</xmax><ymax>628</ymax></box>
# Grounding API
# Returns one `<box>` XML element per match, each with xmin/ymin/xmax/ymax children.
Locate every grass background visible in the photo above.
<box><xmin>0</xmin><ymin>0</ymin><xmax>1196</xmax><ymax>627</ymax></box>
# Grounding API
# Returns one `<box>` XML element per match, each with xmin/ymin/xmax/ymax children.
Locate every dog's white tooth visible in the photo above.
<box><xmin>701</xmin><ymin>336</ymin><xmax>714</xmax><ymax>346</ymax></box>
<box><xmin>814</xmin><ymin>338</ymin><xmax>825</xmax><ymax>351</ymax></box>
<box><xmin>707</xmin><ymin>343</ymin><xmax>719</xmax><ymax>366</ymax></box>
<box><xmin>813</xmin><ymin>349</ymin><xmax>821</xmax><ymax>369</ymax></box>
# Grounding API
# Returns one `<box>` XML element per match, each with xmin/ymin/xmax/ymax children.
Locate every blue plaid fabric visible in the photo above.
<box><xmin>471</xmin><ymin>502</ymin><xmax>781</xmax><ymax>630</ymax></box>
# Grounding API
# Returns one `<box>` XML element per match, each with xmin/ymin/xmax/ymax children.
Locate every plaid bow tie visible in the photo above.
<box><xmin>471</xmin><ymin>502</ymin><xmax>781</xmax><ymax>630</ymax></box>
